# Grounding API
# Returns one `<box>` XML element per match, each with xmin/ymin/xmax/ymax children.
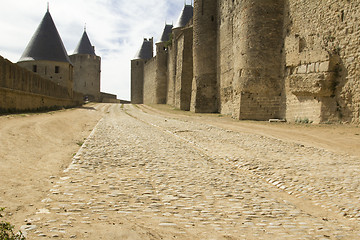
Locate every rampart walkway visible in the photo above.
<box><xmin>24</xmin><ymin>104</ymin><xmax>360</xmax><ymax>239</ymax></box>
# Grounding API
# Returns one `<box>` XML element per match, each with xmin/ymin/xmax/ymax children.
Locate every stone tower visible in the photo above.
<box><xmin>155</xmin><ymin>24</ymin><xmax>173</xmax><ymax>104</ymax></box>
<box><xmin>233</xmin><ymin>0</ymin><xmax>285</xmax><ymax>120</ymax></box>
<box><xmin>69</xmin><ymin>29</ymin><xmax>101</xmax><ymax>101</ymax></box>
<box><xmin>191</xmin><ymin>0</ymin><xmax>218</xmax><ymax>113</ymax></box>
<box><xmin>17</xmin><ymin>8</ymin><xmax>73</xmax><ymax>97</ymax></box>
<box><xmin>171</xmin><ymin>4</ymin><xmax>194</xmax><ymax>110</ymax></box>
<box><xmin>131</xmin><ymin>38</ymin><xmax>153</xmax><ymax>104</ymax></box>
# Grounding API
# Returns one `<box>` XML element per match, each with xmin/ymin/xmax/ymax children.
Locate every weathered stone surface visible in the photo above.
<box><xmin>25</xmin><ymin>105</ymin><xmax>360</xmax><ymax>239</ymax></box>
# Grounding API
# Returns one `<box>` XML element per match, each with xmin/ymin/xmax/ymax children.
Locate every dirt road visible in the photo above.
<box><xmin>0</xmin><ymin>103</ymin><xmax>359</xmax><ymax>239</ymax></box>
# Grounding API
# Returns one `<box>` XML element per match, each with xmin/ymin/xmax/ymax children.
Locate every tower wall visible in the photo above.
<box><xmin>166</xmin><ymin>44</ymin><xmax>177</xmax><ymax>106</ymax></box>
<box><xmin>231</xmin><ymin>0</ymin><xmax>285</xmax><ymax>120</ymax></box>
<box><xmin>191</xmin><ymin>0</ymin><xmax>218</xmax><ymax>113</ymax></box>
<box><xmin>131</xmin><ymin>59</ymin><xmax>144</xmax><ymax>104</ymax></box>
<box><xmin>174</xmin><ymin>27</ymin><xmax>193</xmax><ymax>111</ymax></box>
<box><xmin>0</xmin><ymin>56</ymin><xmax>82</xmax><ymax>112</ymax></box>
<box><xmin>155</xmin><ymin>42</ymin><xmax>168</xmax><ymax>104</ymax></box>
<box><xmin>17</xmin><ymin>60</ymin><xmax>73</xmax><ymax>97</ymax></box>
<box><xmin>70</xmin><ymin>54</ymin><xmax>101</xmax><ymax>101</ymax></box>
<box><xmin>143</xmin><ymin>57</ymin><xmax>157</xmax><ymax>104</ymax></box>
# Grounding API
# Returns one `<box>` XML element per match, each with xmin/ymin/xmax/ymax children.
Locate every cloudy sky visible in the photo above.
<box><xmin>0</xmin><ymin>0</ymin><xmax>190</xmax><ymax>100</ymax></box>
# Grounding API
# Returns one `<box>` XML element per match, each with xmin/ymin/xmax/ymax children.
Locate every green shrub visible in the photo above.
<box><xmin>0</xmin><ymin>208</ymin><xmax>26</xmax><ymax>240</ymax></box>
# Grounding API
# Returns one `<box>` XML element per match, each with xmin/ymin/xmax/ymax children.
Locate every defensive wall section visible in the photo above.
<box><xmin>284</xmin><ymin>0</ymin><xmax>360</xmax><ymax>123</ymax></box>
<box><xmin>0</xmin><ymin>56</ymin><xmax>83</xmax><ymax>112</ymax></box>
<box><xmin>100</xmin><ymin>92</ymin><xmax>121</xmax><ymax>103</ymax></box>
<box><xmin>143</xmin><ymin>57</ymin><xmax>157</xmax><ymax>104</ymax></box>
<box><xmin>132</xmin><ymin>0</ymin><xmax>360</xmax><ymax>124</ymax></box>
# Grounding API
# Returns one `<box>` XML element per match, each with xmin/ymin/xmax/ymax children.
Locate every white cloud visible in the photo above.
<box><xmin>0</xmin><ymin>0</ymin><xmax>187</xmax><ymax>100</ymax></box>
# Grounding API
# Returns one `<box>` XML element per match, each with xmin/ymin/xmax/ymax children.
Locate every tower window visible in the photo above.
<box><xmin>32</xmin><ymin>65</ymin><xmax>37</xmax><ymax>72</ymax></box>
<box><xmin>55</xmin><ymin>66</ymin><xmax>60</xmax><ymax>73</ymax></box>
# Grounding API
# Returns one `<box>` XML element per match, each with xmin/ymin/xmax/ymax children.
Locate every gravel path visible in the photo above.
<box><xmin>23</xmin><ymin>104</ymin><xmax>360</xmax><ymax>239</ymax></box>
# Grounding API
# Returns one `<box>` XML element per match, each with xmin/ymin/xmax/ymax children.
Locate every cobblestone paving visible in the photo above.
<box><xmin>24</xmin><ymin>104</ymin><xmax>360</xmax><ymax>239</ymax></box>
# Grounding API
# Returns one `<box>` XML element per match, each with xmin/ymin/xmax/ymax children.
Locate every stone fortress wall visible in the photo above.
<box><xmin>284</xmin><ymin>0</ymin><xmax>360</xmax><ymax>123</ymax></box>
<box><xmin>133</xmin><ymin>0</ymin><xmax>360</xmax><ymax>124</ymax></box>
<box><xmin>0</xmin><ymin>56</ymin><xmax>83</xmax><ymax>112</ymax></box>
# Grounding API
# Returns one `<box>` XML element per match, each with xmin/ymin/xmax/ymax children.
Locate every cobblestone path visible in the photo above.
<box><xmin>24</xmin><ymin>104</ymin><xmax>360</xmax><ymax>239</ymax></box>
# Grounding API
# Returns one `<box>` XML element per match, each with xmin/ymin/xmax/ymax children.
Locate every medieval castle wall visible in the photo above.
<box><xmin>174</xmin><ymin>26</ymin><xmax>193</xmax><ymax>111</ymax></box>
<box><xmin>284</xmin><ymin>0</ymin><xmax>360</xmax><ymax>123</ymax></box>
<box><xmin>17</xmin><ymin>60</ymin><xmax>74</xmax><ymax>97</ymax></box>
<box><xmin>0</xmin><ymin>56</ymin><xmax>82</xmax><ymax>112</ymax></box>
<box><xmin>143</xmin><ymin>56</ymin><xmax>157</xmax><ymax>104</ymax></box>
<box><xmin>132</xmin><ymin>0</ymin><xmax>360</xmax><ymax>124</ymax></box>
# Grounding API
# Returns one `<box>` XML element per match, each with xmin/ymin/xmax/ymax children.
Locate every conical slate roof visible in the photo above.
<box><xmin>173</xmin><ymin>5</ymin><xmax>193</xmax><ymax>29</ymax></box>
<box><xmin>133</xmin><ymin>38</ymin><xmax>153</xmax><ymax>61</ymax></box>
<box><xmin>73</xmin><ymin>30</ymin><xmax>96</xmax><ymax>55</ymax></box>
<box><xmin>158</xmin><ymin>24</ymin><xmax>173</xmax><ymax>43</ymax></box>
<box><xmin>18</xmin><ymin>10</ymin><xmax>71</xmax><ymax>63</ymax></box>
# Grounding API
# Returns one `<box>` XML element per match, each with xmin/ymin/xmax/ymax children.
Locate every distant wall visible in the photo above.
<box><xmin>0</xmin><ymin>56</ymin><xmax>82</xmax><ymax>112</ymax></box>
<box><xmin>143</xmin><ymin>57</ymin><xmax>157</xmax><ymax>104</ymax></box>
<box><xmin>100</xmin><ymin>92</ymin><xmax>120</xmax><ymax>103</ymax></box>
<box><xmin>131</xmin><ymin>59</ymin><xmax>144</xmax><ymax>104</ymax></box>
<box><xmin>174</xmin><ymin>27</ymin><xmax>193</xmax><ymax>111</ymax></box>
<box><xmin>166</xmin><ymin>45</ymin><xmax>176</xmax><ymax>106</ymax></box>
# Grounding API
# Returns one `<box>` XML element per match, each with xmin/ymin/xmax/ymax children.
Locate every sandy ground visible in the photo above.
<box><xmin>0</xmin><ymin>103</ymin><xmax>105</xmax><ymax>225</ymax></box>
<box><xmin>0</xmin><ymin>103</ymin><xmax>360</xmax><ymax>239</ymax></box>
<box><xmin>141</xmin><ymin>104</ymin><xmax>360</xmax><ymax>158</ymax></box>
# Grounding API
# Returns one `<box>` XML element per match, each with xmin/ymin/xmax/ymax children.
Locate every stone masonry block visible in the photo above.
<box><xmin>307</xmin><ymin>63</ymin><xmax>315</xmax><ymax>73</ymax></box>
<box><xmin>297</xmin><ymin>65</ymin><xmax>307</xmax><ymax>74</ymax></box>
<box><xmin>319</xmin><ymin>61</ymin><xmax>330</xmax><ymax>72</ymax></box>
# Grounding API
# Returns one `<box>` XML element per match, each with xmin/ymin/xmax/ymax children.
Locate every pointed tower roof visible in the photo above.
<box><xmin>73</xmin><ymin>29</ymin><xmax>96</xmax><ymax>55</ymax></box>
<box><xmin>157</xmin><ymin>24</ymin><xmax>173</xmax><ymax>43</ymax></box>
<box><xmin>173</xmin><ymin>5</ymin><xmax>193</xmax><ymax>29</ymax></box>
<box><xmin>18</xmin><ymin>9</ymin><xmax>71</xmax><ymax>63</ymax></box>
<box><xmin>133</xmin><ymin>38</ymin><xmax>153</xmax><ymax>61</ymax></box>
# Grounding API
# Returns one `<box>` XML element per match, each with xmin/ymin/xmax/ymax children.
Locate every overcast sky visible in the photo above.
<box><xmin>0</xmin><ymin>0</ymin><xmax>190</xmax><ymax>100</ymax></box>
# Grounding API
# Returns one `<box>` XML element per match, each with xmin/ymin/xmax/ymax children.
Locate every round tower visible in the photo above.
<box><xmin>232</xmin><ymin>0</ymin><xmax>285</xmax><ymax>120</ymax></box>
<box><xmin>69</xmin><ymin>29</ymin><xmax>101</xmax><ymax>102</ymax></box>
<box><xmin>17</xmin><ymin>8</ymin><xmax>73</xmax><ymax>97</ymax></box>
<box><xmin>234</xmin><ymin>0</ymin><xmax>284</xmax><ymax>94</ymax></box>
<box><xmin>131</xmin><ymin>38</ymin><xmax>153</xmax><ymax>104</ymax></box>
<box><xmin>155</xmin><ymin>24</ymin><xmax>173</xmax><ymax>104</ymax></box>
<box><xmin>191</xmin><ymin>0</ymin><xmax>218</xmax><ymax>113</ymax></box>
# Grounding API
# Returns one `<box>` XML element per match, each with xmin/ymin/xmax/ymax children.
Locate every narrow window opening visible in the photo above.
<box><xmin>32</xmin><ymin>65</ymin><xmax>37</xmax><ymax>72</ymax></box>
<box><xmin>55</xmin><ymin>66</ymin><xmax>60</xmax><ymax>73</ymax></box>
<box><xmin>211</xmin><ymin>16</ymin><xmax>215</xmax><ymax>22</ymax></box>
<box><xmin>341</xmin><ymin>10</ymin><xmax>345</xmax><ymax>22</ymax></box>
